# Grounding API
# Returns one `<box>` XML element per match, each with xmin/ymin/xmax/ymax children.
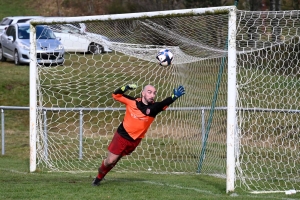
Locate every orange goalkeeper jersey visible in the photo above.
<box><xmin>112</xmin><ymin>89</ymin><xmax>175</xmax><ymax>141</ymax></box>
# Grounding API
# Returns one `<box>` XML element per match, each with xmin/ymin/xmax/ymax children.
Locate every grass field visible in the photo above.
<box><xmin>1</xmin><ymin>149</ymin><xmax>299</xmax><ymax>200</ymax></box>
<box><xmin>1</xmin><ymin>55</ymin><xmax>300</xmax><ymax>200</ymax></box>
<box><xmin>1</xmin><ymin>1</ymin><xmax>300</xmax><ymax>199</ymax></box>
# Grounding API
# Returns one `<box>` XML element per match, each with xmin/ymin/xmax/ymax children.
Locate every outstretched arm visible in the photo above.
<box><xmin>112</xmin><ymin>84</ymin><xmax>138</xmax><ymax>103</ymax></box>
<box><xmin>150</xmin><ymin>85</ymin><xmax>186</xmax><ymax>115</ymax></box>
<box><xmin>113</xmin><ymin>84</ymin><xmax>137</xmax><ymax>94</ymax></box>
<box><xmin>171</xmin><ymin>85</ymin><xmax>185</xmax><ymax>100</ymax></box>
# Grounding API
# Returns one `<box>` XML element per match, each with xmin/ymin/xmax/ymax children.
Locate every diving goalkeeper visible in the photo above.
<box><xmin>92</xmin><ymin>84</ymin><xmax>185</xmax><ymax>186</ymax></box>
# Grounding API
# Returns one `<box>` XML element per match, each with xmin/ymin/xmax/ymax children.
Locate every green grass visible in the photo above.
<box><xmin>0</xmin><ymin>0</ymin><xmax>39</xmax><ymax>19</ymax></box>
<box><xmin>1</xmin><ymin>2</ymin><xmax>300</xmax><ymax>198</ymax></box>
<box><xmin>0</xmin><ymin>57</ymin><xmax>226</xmax><ymax>199</ymax></box>
<box><xmin>1</xmin><ymin>57</ymin><xmax>300</xmax><ymax>200</ymax></box>
<box><xmin>2</xmin><ymin>158</ymin><xmax>300</xmax><ymax>200</ymax></box>
<box><xmin>0</xmin><ymin>62</ymin><xmax>30</xmax><ymax>131</ymax></box>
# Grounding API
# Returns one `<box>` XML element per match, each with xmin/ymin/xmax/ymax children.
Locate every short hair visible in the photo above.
<box><xmin>143</xmin><ymin>85</ymin><xmax>156</xmax><ymax>92</ymax></box>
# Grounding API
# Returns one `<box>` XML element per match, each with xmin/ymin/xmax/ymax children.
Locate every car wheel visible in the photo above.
<box><xmin>88</xmin><ymin>43</ymin><xmax>103</xmax><ymax>54</ymax></box>
<box><xmin>0</xmin><ymin>45</ymin><xmax>7</xmax><ymax>62</ymax></box>
<box><xmin>14</xmin><ymin>50</ymin><xmax>21</xmax><ymax>65</ymax></box>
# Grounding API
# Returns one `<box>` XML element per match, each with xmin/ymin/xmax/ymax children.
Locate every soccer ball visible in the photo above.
<box><xmin>156</xmin><ymin>49</ymin><xmax>173</xmax><ymax>66</ymax></box>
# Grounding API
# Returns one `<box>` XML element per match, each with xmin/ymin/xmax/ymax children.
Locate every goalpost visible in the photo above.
<box><xmin>29</xmin><ymin>6</ymin><xmax>300</xmax><ymax>193</ymax></box>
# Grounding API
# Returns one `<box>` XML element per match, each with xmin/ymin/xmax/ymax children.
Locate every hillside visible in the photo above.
<box><xmin>0</xmin><ymin>0</ymin><xmax>297</xmax><ymax>20</ymax></box>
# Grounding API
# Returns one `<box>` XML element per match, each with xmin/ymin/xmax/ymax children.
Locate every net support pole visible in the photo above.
<box><xmin>226</xmin><ymin>6</ymin><xmax>237</xmax><ymax>193</ymax></box>
<box><xmin>29</xmin><ymin>24</ymin><xmax>37</xmax><ymax>172</ymax></box>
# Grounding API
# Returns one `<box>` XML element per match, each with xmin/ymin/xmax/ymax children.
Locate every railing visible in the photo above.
<box><xmin>1</xmin><ymin>106</ymin><xmax>299</xmax><ymax>156</ymax></box>
<box><xmin>1</xmin><ymin>105</ymin><xmax>227</xmax><ymax>156</ymax></box>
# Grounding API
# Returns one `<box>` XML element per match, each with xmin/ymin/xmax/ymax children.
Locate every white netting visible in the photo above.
<box><xmin>34</xmin><ymin>10</ymin><xmax>230</xmax><ymax>176</ymax></box>
<box><xmin>235</xmin><ymin>10</ymin><xmax>300</xmax><ymax>192</ymax></box>
<box><xmin>31</xmin><ymin>8</ymin><xmax>300</xmax><ymax>193</ymax></box>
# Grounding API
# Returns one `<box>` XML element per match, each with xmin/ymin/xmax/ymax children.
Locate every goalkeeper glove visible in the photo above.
<box><xmin>121</xmin><ymin>84</ymin><xmax>137</xmax><ymax>92</ymax></box>
<box><xmin>172</xmin><ymin>85</ymin><xmax>185</xmax><ymax>100</ymax></box>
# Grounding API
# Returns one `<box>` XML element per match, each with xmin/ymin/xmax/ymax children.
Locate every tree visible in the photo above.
<box><xmin>184</xmin><ymin>0</ymin><xmax>223</xmax><ymax>8</ymax></box>
<box><xmin>293</xmin><ymin>0</ymin><xmax>300</xmax><ymax>9</ymax></box>
<box><xmin>270</xmin><ymin>0</ymin><xmax>281</xmax><ymax>10</ymax></box>
<box><xmin>269</xmin><ymin>0</ymin><xmax>281</xmax><ymax>43</ymax></box>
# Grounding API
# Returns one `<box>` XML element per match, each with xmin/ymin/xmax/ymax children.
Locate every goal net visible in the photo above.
<box><xmin>29</xmin><ymin>7</ymin><xmax>300</xmax><ymax>193</ymax></box>
<box><xmin>235</xmin><ymin>10</ymin><xmax>300</xmax><ymax>193</ymax></box>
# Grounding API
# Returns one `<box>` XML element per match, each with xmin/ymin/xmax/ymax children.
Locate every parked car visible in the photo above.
<box><xmin>0</xmin><ymin>23</ymin><xmax>65</xmax><ymax>65</ymax></box>
<box><xmin>0</xmin><ymin>16</ymin><xmax>43</xmax><ymax>35</ymax></box>
<box><xmin>50</xmin><ymin>23</ymin><xmax>112</xmax><ymax>54</ymax></box>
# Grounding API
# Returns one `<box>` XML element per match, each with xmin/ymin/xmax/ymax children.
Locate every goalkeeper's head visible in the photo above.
<box><xmin>141</xmin><ymin>85</ymin><xmax>156</xmax><ymax>105</ymax></box>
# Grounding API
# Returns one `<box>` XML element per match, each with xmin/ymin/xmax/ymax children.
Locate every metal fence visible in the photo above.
<box><xmin>1</xmin><ymin>105</ymin><xmax>228</xmax><ymax>156</ymax></box>
<box><xmin>1</xmin><ymin>106</ymin><xmax>30</xmax><ymax>155</ymax></box>
<box><xmin>2</xmin><ymin>106</ymin><xmax>299</xmax><ymax>157</ymax></box>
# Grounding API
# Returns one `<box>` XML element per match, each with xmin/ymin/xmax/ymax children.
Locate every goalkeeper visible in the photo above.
<box><xmin>92</xmin><ymin>84</ymin><xmax>185</xmax><ymax>186</ymax></box>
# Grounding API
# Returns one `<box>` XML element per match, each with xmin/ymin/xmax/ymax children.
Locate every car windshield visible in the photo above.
<box><xmin>0</xmin><ymin>18</ymin><xmax>12</xmax><ymax>25</ymax></box>
<box><xmin>18</xmin><ymin>25</ymin><xmax>57</xmax><ymax>39</ymax></box>
<box><xmin>36</xmin><ymin>26</ymin><xmax>56</xmax><ymax>39</ymax></box>
<box><xmin>18</xmin><ymin>26</ymin><xmax>30</xmax><ymax>39</ymax></box>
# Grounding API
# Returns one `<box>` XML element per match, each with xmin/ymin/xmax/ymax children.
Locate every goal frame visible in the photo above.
<box><xmin>29</xmin><ymin>6</ymin><xmax>237</xmax><ymax>193</ymax></box>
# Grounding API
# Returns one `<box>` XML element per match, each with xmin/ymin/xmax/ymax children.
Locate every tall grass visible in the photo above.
<box><xmin>0</xmin><ymin>0</ymin><xmax>39</xmax><ymax>19</ymax></box>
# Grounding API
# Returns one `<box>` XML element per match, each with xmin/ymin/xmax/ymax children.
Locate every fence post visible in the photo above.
<box><xmin>201</xmin><ymin>109</ymin><xmax>205</xmax><ymax>145</ymax></box>
<box><xmin>1</xmin><ymin>109</ymin><xmax>4</xmax><ymax>155</ymax></box>
<box><xmin>79</xmin><ymin>110</ymin><xmax>83</xmax><ymax>159</ymax></box>
<box><xmin>43</xmin><ymin>110</ymin><xmax>48</xmax><ymax>160</ymax></box>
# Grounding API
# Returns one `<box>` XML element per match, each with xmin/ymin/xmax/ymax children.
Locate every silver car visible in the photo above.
<box><xmin>0</xmin><ymin>23</ymin><xmax>64</xmax><ymax>65</ymax></box>
<box><xmin>0</xmin><ymin>16</ymin><xmax>43</xmax><ymax>35</ymax></box>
